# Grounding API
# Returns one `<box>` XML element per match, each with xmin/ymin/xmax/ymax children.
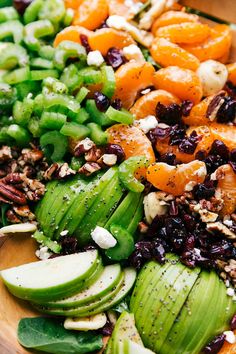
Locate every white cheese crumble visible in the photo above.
<box><xmin>35</xmin><ymin>246</ymin><xmax>52</xmax><ymax>260</ymax></box>
<box><xmin>223</xmin><ymin>331</ymin><xmax>236</xmax><ymax>344</ymax></box>
<box><xmin>102</xmin><ymin>154</ymin><xmax>117</xmax><ymax>166</ymax></box>
<box><xmin>91</xmin><ymin>226</ymin><xmax>117</xmax><ymax>249</ymax></box>
<box><xmin>60</xmin><ymin>229</ymin><xmax>69</xmax><ymax>236</ymax></box>
<box><xmin>197</xmin><ymin>60</ymin><xmax>228</xmax><ymax>96</ymax></box>
<box><xmin>144</xmin><ymin>192</ymin><xmax>171</xmax><ymax>224</ymax></box>
<box><xmin>226</xmin><ymin>288</ymin><xmax>235</xmax><ymax>297</ymax></box>
<box><xmin>106</xmin><ymin>15</ymin><xmax>153</xmax><ymax>47</ymax></box>
<box><xmin>87</xmin><ymin>50</ymin><xmax>104</xmax><ymax>67</ymax></box>
<box><xmin>134</xmin><ymin>115</ymin><xmax>158</xmax><ymax>133</ymax></box>
<box><xmin>123</xmin><ymin>44</ymin><xmax>145</xmax><ymax>62</ymax></box>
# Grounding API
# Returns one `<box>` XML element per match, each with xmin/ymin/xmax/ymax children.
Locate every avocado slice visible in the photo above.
<box><xmin>104</xmin><ymin>191</ymin><xmax>143</xmax><ymax>232</ymax></box>
<box><xmin>55</xmin><ymin>168</ymin><xmax>117</xmax><ymax>239</ymax></box>
<box><xmin>39</xmin><ymin>264</ymin><xmax>123</xmax><ymax>308</ymax></box>
<box><xmin>1</xmin><ymin>250</ymin><xmax>101</xmax><ymax>302</ymax></box>
<box><xmin>111</xmin><ymin>311</ymin><xmax>143</xmax><ymax>354</ymax></box>
<box><xmin>73</xmin><ymin>170</ymin><xmax>124</xmax><ymax>245</ymax></box>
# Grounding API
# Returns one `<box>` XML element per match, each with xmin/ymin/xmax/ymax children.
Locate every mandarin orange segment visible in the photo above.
<box><xmin>181</xmin><ymin>25</ymin><xmax>232</xmax><ymax>62</ymax></box>
<box><xmin>107</xmin><ymin>124</ymin><xmax>155</xmax><ymax>178</ymax></box>
<box><xmin>151</xmin><ymin>10</ymin><xmax>199</xmax><ymax>34</ymax></box>
<box><xmin>153</xmin><ymin>66</ymin><xmax>203</xmax><ymax>104</ymax></box>
<box><xmin>216</xmin><ymin>164</ymin><xmax>236</xmax><ymax>216</ymax></box>
<box><xmin>130</xmin><ymin>89</ymin><xmax>180</xmax><ymax>119</ymax></box>
<box><xmin>150</xmin><ymin>37</ymin><xmax>200</xmax><ymax>71</ymax></box>
<box><xmin>210</xmin><ymin>123</ymin><xmax>236</xmax><ymax>151</ymax></box>
<box><xmin>146</xmin><ymin>160</ymin><xmax>207</xmax><ymax>196</ymax></box>
<box><xmin>227</xmin><ymin>62</ymin><xmax>236</xmax><ymax>85</ymax></box>
<box><xmin>64</xmin><ymin>0</ymin><xmax>84</xmax><ymax>9</ymax></box>
<box><xmin>114</xmin><ymin>62</ymin><xmax>155</xmax><ymax>109</ymax></box>
<box><xmin>73</xmin><ymin>0</ymin><xmax>109</xmax><ymax>30</ymax></box>
<box><xmin>155</xmin><ymin>23</ymin><xmax>210</xmax><ymax>44</ymax></box>
<box><xmin>182</xmin><ymin>96</ymin><xmax>213</xmax><ymax>126</ymax></box>
<box><xmin>155</xmin><ymin>126</ymin><xmax>214</xmax><ymax>163</ymax></box>
<box><xmin>88</xmin><ymin>28</ymin><xmax>134</xmax><ymax>56</ymax></box>
<box><xmin>54</xmin><ymin>25</ymin><xmax>91</xmax><ymax>47</ymax></box>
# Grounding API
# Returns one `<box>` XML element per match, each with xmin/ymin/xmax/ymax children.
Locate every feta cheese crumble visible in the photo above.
<box><xmin>223</xmin><ymin>331</ymin><xmax>236</xmax><ymax>344</ymax></box>
<box><xmin>134</xmin><ymin>115</ymin><xmax>158</xmax><ymax>133</ymax></box>
<box><xmin>60</xmin><ymin>229</ymin><xmax>69</xmax><ymax>236</ymax></box>
<box><xmin>123</xmin><ymin>44</ymin><xmax>145</xmax><ymax>63</ymax></box>
<box><xmin>87</xmin><ymin>50</ymin><xmax>104</xmax><ymax>67</ymax></box>
<box><xmin>91</xmin><ymin>226</ymin><xmax>117</xmax><ymax>249</ymax></box>
<box><xmin>35</xmin><ymin>246</ymin><xmax>52</xmax><ymax>260</ymax></box>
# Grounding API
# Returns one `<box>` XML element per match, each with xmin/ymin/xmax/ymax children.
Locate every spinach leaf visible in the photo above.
<box><xmin>18</xmin><ymin>317</ymin><xmax>103</xmax><ymax>354</ymax></box>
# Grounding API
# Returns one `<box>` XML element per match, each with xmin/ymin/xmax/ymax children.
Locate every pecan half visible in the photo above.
<box><xmin>13</xmin><ymin>205</ymin><xmax>36</xmax><ymax>221</ymax></box>
<box><xmin>85</xmin><ymin>147</ymin><xmax>103</xmax><ymax>162</ymax></box>
<box><xmin>206</xmin><ymin>91</ymin><xmax>226</xmax><ymax>121</ymax></box>
<box><xmin>0</xmin><ymin>182</ymin><xmax>27</xmax><ymax>205</ymax></box>
<box><xmin>6</xmin><ymin>209</ymin><xmax>21</xmax><ymax>223</ymax></box>
<box><xmin>74</xmin><ymin>138</ymin><xmax>95</xmax><ymax>157</ymax></box>
<box><xmin>21</xmin><ymin>175</ymin><xmax>45</xmax><ymax>201</ymax></box>
<box><xmin>44</xmin><ymin>163</ymin><xmax>75</xmax><ymax>180</ymax></box>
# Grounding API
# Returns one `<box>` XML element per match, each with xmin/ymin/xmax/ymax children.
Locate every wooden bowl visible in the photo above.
<box><xmin>1</xmin><ymin>1</ymin><xmax>236</xmax><ymax>353</ymax></box>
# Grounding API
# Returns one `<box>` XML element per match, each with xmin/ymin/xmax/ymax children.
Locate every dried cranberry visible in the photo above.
<box><xmin>182</xmin><ymin>214</ymin><xmax>197</xmax><ymax>232</ymax></box>
<box><xmin>210</xmin><ymin>140</ymin><xmax>229</xmax><ymax>159</ymax></box>
<box><xmin>230</xmin><ymin>314</ymin><xmax>236</xmax><ymax>331</ymax></box>
<box><xmin>230</xmin><ymin>161</ymin><xmax>236</xmax><ymax>173</ymax></box>
<box><xmin>181</xmin><ymin>100</ymin><xmax>194</xmax><ymax>116</ymax></box>
<box><xmin>156</xmin><ymin>102</ymin><xmax>182</xmax><ymax>125</ymax></box>
<box><xmin>178</xmin><ymin>131</ymin><xmax>199</xmax><ymax>154</ymax></box>
<box><xmin>129</xmin><ymin>250</ymin><xmax>143</xmax><ymax>269</ymax></box>
<box><xmin>225</xmin><ymin>80</ymin><xmax>236</xmax><ymax>98</ymax></box>
<box><xmin>169</xmin><ymin>125</ymin><xmax>186</xmax><ymax>146</ymax></box>
<box><xmin>159</xmin><ymin>153</ymin><xmax>177</xmax><ymax>166</ymax></box>
<box><xmin>59</xmin><ymin>236</ymin><xmax>78</xmax><ymax>255</ymax></box>
<box><xmin>147</xmin><ymin>126</ymin><xmax>171</xmax><ymax>146</ymax></box>
<box><xmin>105</xmin><ymin>144</ymin><xmax>125</xmax><ymax>162</ymax></box>
<box><xmin>209</xmin><ymin>240</ymin><xmax>233</xmax><ymax>259</ymax></box>
<box><xmin>94</xmin><ymin>91</ymin><xmax>110</xmax><ymax>112</ymax></box>
<box><xmin>111</xmin><ymin>98</ymin><xmax>122</xmax><ymax>110</ymax></box>
<box><xmin>193</xmin><ymin>181</ymin><xmax>215</xmax><ymax>200</ymax></box>
<box><xmin>13</xmin><ymin>0</ymin><xmax>32</xmax><ymax>14</ymax></box>
<box><xmin>152</xmin><ymin>240</ymin><xmax>165</xmax><ymax>263</ymax></box>
<box><xmin>99</xmin><ymin>319</ymin><xmax>113</xmax><ymax>336</ymax></box>
<box><xmin>195</xmin><ymin>149</ymin><xmax>207</xmax><ymax>161</ymax></box>
<box><xmin>217</xmin><ymin>96</ymin><xmax>236</xmax><ymax>123</ymax></box>
<box><xmin>80</xmin><ymin>34</ymin><xmax>91</xmax><ymax>53</ymax></box>
<box><xmin>203</xmin><ymin>334</ymin><xmax>225</xmax><ymax>354</ymax></box>
<box><xmin>230</xmin><ymin>148</ymin><xmax>236</xmax><ymax>162</ymax></box>
<box><xmin>106</xmin><ymin>47</ymin><xmax>125</xmax><ymax>69</ymax></box>
<box><xmin>204</xmin><ymin>154</ymin><xmax>225</xmax><ymax>174</ymax></box>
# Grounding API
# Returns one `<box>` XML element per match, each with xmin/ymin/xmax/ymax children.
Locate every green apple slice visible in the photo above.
<box><xmin>40</xmin><ymin>264</ymin><xmax>122</xmax><ymax>308</ymax></box>
<box><xmin>34</xmin><ymin>267</ymin><xmax>136</xmax><ymax>317</ymax></box>
<box><xmin>111</xmin><ymin>311</ymin><xmax>143</xmax><ymax>354</ymax></box>
<box><xmin>1</xmin><ymin>250</ymin><xmax>100</xmax><ymax>302</ymax></box>
<box><xmin>123</xmin><ymin>340</ymin><xmax>155</xmax><ymax>354</ymax></box>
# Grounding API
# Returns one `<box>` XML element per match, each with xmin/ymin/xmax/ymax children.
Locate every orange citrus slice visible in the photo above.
<box><xmin>182</xmin><ymin>95</ymin><xmax>214</xmax><ymax>126</ymax></box>
<box><xmin>146</xmin><ymin>160</ymin><xmax>207</xmax><ymax>196</ymax></box>
<box><xmin>151</xmin><ymin>37</ymin><xmax>200</xmax><ymax>71</ymax></box>
<box><xmin>152</xmin><ymin>10</ymin><xmax>199</xmax><ymax>34</ymax></box>
<box><xmin>54</xmin><ymin>25</ymin><xmax>91</xmax><ymax>47</ymax></box>
<box><xmin>181</xmin><ymin>25</ymin><xmax>232</xmax><ymax>62</ymax></box>
<box><xmin>64</xmin><ymin>0</ymin><xmax>83</xmax><ymax>9</ymax></box>
<box><xmin>107</xmin><ymin>124</ymin><xmax>155</xmax><ymax>178</ymax></box>
<box><xmin>130</xmin><ymin>89</ymin><xmax>180</xmax><ymax>119</ymax></box>
<box><xmin>73</xmin><ymin>0</ymin><xmax>109</xmax><ymax>30</ymax></box>
<box><xmin>114</xmin><ymin>62</ymin><xmax>155</xmax><ymax>109</ymax></box>
<box><xmin>153</xmin><ymin>66</ymin><xmax>203</xmax><ymax>104</ymax></box>
<box><xmin>210</xmin><ymin>123</ymin><xmax>236</xmax><ymax>151</ymax></box>
<box><xmin>155</xmin><ymin>22</ymin><xmax>210</xmax><ymax>44</ymax></box>
<box><xmin>227</xmin><ymin>62</ymin><xmax>236</xmax><ymax>85</ymax></box>
<box><xmin>88</xmin><ymin>28</ymin><xmax>134</xmax><ymax>56</ymax></box>
<box><xmin>216</xmin><ymin>164</ymin><xmax>236</xmax><ymax>216</ymax></box>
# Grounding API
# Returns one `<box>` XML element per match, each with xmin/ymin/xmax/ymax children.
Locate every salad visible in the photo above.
<box><xmin>0</xmin><ymin>0</ymin><xmax>236</xmax><ymax>353</ymax></box>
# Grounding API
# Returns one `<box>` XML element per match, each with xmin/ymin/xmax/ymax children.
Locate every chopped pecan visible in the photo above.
<box><xmin>74</xmin><ymin>138</ymin><xmax>95</xmax><ymax>157</ymax></box>
<box><xmin>0</xmin><ymin>182</ymin><xmax>27</xmax><ymax>205</ymax></box>
<box><xmin>206</xmin><ymin>91</ymin><xmax>226</xmax><ymax>121</ymax></box>
<box><xmin>6</xmin><ymin>209</ymin><xmax>21</xmax><ymax>223</ymax></box>
<box><xmin>21</xmin><ymin>148</ymin><xmax>44</xmax><ymax>163</ymax></box>
<box><xmin>79</xmin><ymin>162</ymin><xmax>101</xmax><ymax>176</ymax></box>
<box><xmin>44</xmin><ymin>163</ymin><xmax>75</xmax><ymax>180</ymax></box>
<box><xmin>21</xmin><ymin>175</ymin><xmax>45</xmax><ymax>201</ymax></box>
<box><xmin>13</xmin><ymin>205</ymin><xmax>36</xmax><ymax>221</ymax></box>
<box><xmin>206</xmin><ymin>221</ymin><xmax>236</xmax><ymax>239</ymax></box>
<box><xmin>85</xmin><ymin>147</ymin><xmax>103</xmax><ymax>162</ymax></box>
<box><xmin>0</xmin><ymin>146</ymin><xmax>12</xmax><ymax>163</ymax></box>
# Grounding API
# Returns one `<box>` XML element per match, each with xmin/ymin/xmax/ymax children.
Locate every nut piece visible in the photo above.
<box><xmin>0</xmin><ymin>223</ymin><xmax>37</xmax><ymax>234</ymax></box>
<box><xmin>74</xmin><ymin>138</ymin><xmax>95</xmax><ymax>157</ymax></box>
<box><xmin>0</xmin><ymin>182</ymin><xmax>27</xmax><ymax>205</ymax></box>
<box><xmin>79</xmin><ymin>162</ymin><xmax>101</xmax><ymax>176</ymax></box>
<box><xmin>13</xmin><ymin>205</ymin><xmax>36</xmax><ymax>221</ymax></box>
<box><xmin>85</xmin><ymin>147</ymin><xmax>103</xmax><ymax>162</ymax></box>
<box><xmin>144</xmin><ymin>192</ymin><xmax>171</xmax><ymax>224</ymax></box>
<box><xmin>0</xmin><ymin>146</ymin><xmax>12</xmax><ymax>163</ymax></box>
<box><xmin>100</xmin><ymin>154</ymin><xmax>117</xmax><ymax>166</ymax></box>
<box><xmin>198</xmin><ymin>209</ymin><xmax>218</xmax><ymax>223</ymax></box>
<box><xmin>206</xmin><ymin>221</ymin><xmax>236</xmax><ymax>239</ymax></box>
<box><xmin>21</xmin><ymin>175</ymin><xmax>45</xmax><ymax>201</ymax></box>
